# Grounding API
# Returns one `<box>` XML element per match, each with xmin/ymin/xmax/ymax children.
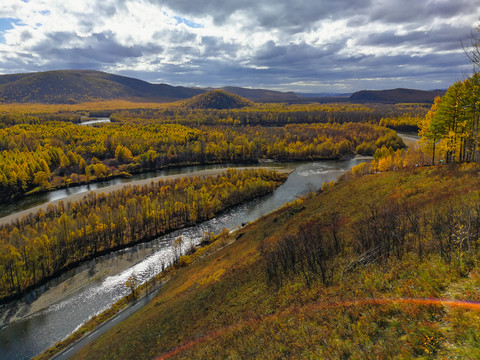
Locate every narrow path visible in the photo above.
<box><xmin>51</xmin><ymin>287</ymin><xmax>163</xmax><ymax>360</ymax></box>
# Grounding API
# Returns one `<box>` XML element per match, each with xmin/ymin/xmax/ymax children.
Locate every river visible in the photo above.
<box><xmin>0</xmin><ymin>157</ymin><xmax>371</xmax><ymax>360</ymax></box>
<box><xmin>397</xmin><ymin>132</ymin><xmax>420</xmax><ymax>149</ymax></box>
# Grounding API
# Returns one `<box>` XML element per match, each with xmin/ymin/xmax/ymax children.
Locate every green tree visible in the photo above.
<box><xmin>419</xmin><ymin>96</ymin><xmax>443</xmax><ymax>164</ymax></box>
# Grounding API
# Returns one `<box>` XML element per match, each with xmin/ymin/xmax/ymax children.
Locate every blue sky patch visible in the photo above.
<box><xmin>0</xmin><ymin>18</ymin><xmax>21</xmax><ymax>43</ymax></box>
<box><xmin>173</xmin><ymin>16</ymin><xmax>203</xmax><ymax>29</ymax></box>
<box><xmin>0</xmin><ymin>18</ymin><xmax>21</xmax><ymax>32</ymax></box>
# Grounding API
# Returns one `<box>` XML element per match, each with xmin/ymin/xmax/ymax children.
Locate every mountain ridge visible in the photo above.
<box><xmin>0</xmin><ymin>70</ymin><xmax>203</xmax><ymax>104</ymax></box>
<box><xmin>0</xmin><ymin>70</ymin><xmax>447</xmax><ymax>104</ymax></box>
<box><xmin>349</xmin><ymin>87</ymin><xmax>446</xmax><ymax>103</ymax></box>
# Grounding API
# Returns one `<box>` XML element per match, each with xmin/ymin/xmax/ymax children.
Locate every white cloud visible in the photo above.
<box><xmin>0</xmin><ymin>0</ymin><xmax>478</xmax><ymax>91</ymax></box>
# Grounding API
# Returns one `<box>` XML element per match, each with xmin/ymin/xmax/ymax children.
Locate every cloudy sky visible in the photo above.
<box><xmin>0</xmin><ymin>0</ymin><xmax>479</xmax><ymax>93</ymax></box>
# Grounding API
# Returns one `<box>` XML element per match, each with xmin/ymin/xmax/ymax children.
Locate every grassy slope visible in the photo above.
<box><xmin>72</xmin><ymin>165</ymin><xmax>480</xmax><ymax>360</ymax></box>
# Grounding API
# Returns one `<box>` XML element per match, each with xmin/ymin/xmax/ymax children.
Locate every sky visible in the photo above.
<box><xmin>0</xmin><ymin>0</ymin><xmax>479</xmax><ymax>93</ymax></box>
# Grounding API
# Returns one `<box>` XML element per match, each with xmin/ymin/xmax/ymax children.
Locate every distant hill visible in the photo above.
<box><xmin>349</xmin><ymin>88</ymin><xmax>446</xmax><ymax>104</ymax></box>
<box><xmin>297</xmin><ymin>92</ymin><xmax>353</xmax><ymax>98</ymax></box>
<box><xmin>182</xmin><ymin>89</ymin><xmax>254</xmax><ymax>109</ymax></box>
<box><xmin>0</xmin><ymin>70</ymin><xmax>448</xmax><ymax>105</ymax></box>
<box><xmin>0</xmin><ymin>70</ymin><xmax>203</xmax><ymax>104</ymax></box>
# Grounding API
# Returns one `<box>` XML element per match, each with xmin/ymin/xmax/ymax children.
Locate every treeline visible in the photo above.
<box><xmin>0</xmin><ymin>169</ymin><xmax>287</xmax><ymax>300</ymax></box>
<box><xmin>0</xmin><ymin>113</ymin><xmax>81</xmax><ymax>128</ymax></box>
<box><xmin>378</xmin><ymin>114</ymin><xmax>424</xmax><ymax>132</ymax></box>
<box><xmin>0</xmin><ymin>122</ymin><xmax>403</xmax><ymax>201</ymax></box>
<box><xmin>111</xmin><ymin>102</ymin><xmax>427</xmax><ymax>127</ymax></box>
<box><xmin>353</xmin><ymin>194</ymin><xmax>480</xmax><ymax>271</ymax></box>
<box><xmin>420</xmin><ymin>72</ymin><xmax>480</xmax><ymax>163</ymax></box>
<box><xmin>264</xmin><ymin>169</ymin><xmax>480</xmax><ymax>289</ymax></box>
<box><xmin>343</xmin><ymin>147</ymin><xmax>428</xmax><ymax>176</ymax></box>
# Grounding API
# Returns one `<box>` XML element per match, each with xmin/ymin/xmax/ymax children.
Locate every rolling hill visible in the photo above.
<box><xmin>182</xmin><ymin>89</ymin><xmax>254</xmax><ymax>109</ymax></box>
<box><xmin>0</xmin><ymin>70</ymin><xmax>203</xmax><ymax>104</ymax></box>
<box><xmin>349</xmin><ymin>88</ymin><xmax>446</xmax><ymax>103</ymax></box>
<box><xmin>0</xmin><ymin>70</ymin><xmax>303</xmax><ymax>104</ymax></box>
<box><xmin>0</xmin><ymin>70</ymin><xmax>448</xmax><ymax>105</ymax></box>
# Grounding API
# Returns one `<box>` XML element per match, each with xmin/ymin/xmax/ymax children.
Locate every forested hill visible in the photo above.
<box><xmin>349</xmin><ymin>88</ymin><xmax>446</xmax><ymax>103</ymax></box>
<box><xmin>0</xmin><ymin>70</ymin><xmax>302</xmax><ymax>104</ymax></box>
<box><xmin>0</xmin><ymin>70</ymin><xmax>204</xmax><ymax>104</ymax></box>
<box><xmin>182</xmin><ymin>89</ymin><xmax>254</xmax><ymax>109</ymax></box>
<box><xmin>0</xmin><ymin>70</ymin><xmax>446</xmax><ymax>105</ymax></box>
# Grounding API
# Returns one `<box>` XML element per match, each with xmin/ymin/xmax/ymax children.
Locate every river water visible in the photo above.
<box><xmin>0</xmin><ymin>157</ymin><xmax>370</xmax><ymax>359</ymax></box>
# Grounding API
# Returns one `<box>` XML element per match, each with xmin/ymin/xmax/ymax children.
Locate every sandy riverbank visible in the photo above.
<box><xmin>0</xmin><ymin>243</ymin><xmax>157</xmax><ymax>327</ymax></box>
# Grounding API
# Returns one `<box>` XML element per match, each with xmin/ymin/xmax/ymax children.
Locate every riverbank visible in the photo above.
<box><xmin>0</xmin><ymin>167</ymin><xmax>291</xmax><ymax>227</ymax></box>
<box><xmin>397</xmin><ymin>131</ymin><xmax>420</xmax><ymax>149</ymax></box>
<box><xmin>34</xmin><ymin>229</ymin><xmax>233</xmax><ymax>360</ymax></box>
<box><xmin>0</xmin><ymin>243</ymin><xmax>159</xmax><ymax>328</ymax></box>
<box><xmin>0</xmin><ymin>168</ymin><xmax>292</xmax><ymax>326</ymax></box>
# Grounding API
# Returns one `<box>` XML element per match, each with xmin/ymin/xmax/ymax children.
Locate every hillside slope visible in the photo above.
<box><xmin>0</xmin><ymin>70</ymin><xmax>203</xmax><ymax>103</ymax></box>
<box><xmin>70</xmin><ymin>164</ymin><xmax>480</xmax><ymax>360</ymax></box>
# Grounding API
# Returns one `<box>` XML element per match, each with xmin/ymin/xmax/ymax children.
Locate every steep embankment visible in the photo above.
<box><xmin>71</xmin><ymin>164</ymin><xmax>480</xmax><ymax>359</ymax></box>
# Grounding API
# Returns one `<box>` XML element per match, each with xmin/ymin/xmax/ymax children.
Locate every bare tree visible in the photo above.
<box><xmin>463</xmin><ymin>25</ymin><xmax>480</xmax><ymax>71</ymax></box>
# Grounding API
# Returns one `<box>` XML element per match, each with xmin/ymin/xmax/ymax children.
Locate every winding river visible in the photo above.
<box><xmin>0</xmin><ymin>157</ymin><xmax>371</xmax><ymax>359</ymax></box>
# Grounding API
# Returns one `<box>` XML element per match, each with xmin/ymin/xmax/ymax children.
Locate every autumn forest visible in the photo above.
<box><xmin>0</xmin><ymin>93</ymin><xmax>418</xmax><ymax>300</ymax></box>
<box><xmin>2</xmin><ymin>66</ymin><xmax>480</xmax><ymax>360</ymax></box>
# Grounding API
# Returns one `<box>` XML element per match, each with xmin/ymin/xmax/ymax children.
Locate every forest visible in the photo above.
<box><xmin>0</xmin><ymin>89</ymin><xmax>428</xmax><ymax>305</ymax></box>
<box><xmin>420</xmin><ymin>72</ymin><xmax>480</xmax><ymax>164</ymax></box>
<box><xmin>0</xmin><ymin>121</ymin><xmax>404</xmax><ymax>201</ymax></box>
<box><xmin>110</xmin><ymin>101</ymin><xmax>428</xmax><ymax>128</ymax></box>
<box><xmin>0</xmin><ymin>168</ymin><xmax>286</xmax><ymax>300</ymax></box>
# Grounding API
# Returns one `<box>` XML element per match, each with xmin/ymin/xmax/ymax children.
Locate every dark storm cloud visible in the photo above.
<box><xmin>201</xmin><ymin>36</ymin><xmax>239</xmax><ymax>57</ymax></box>
<box><xmin>128</xmin><ymin>37</ymin><xmax>467</xmax><ymax>91</ymax></box>
<box><xmin>369</xmin><ymin>0</ymin><xmax>477</xmax><ymax>23</ymax></box>
<box><xmin>359</xmin><ymin>23</ymin><xmax>471</xmax><ymax>52</ymax></box>
<box><xmin>32</xmin><ymin>31</ymin><xmax>164</xmax><ymax>65</ymax></box>
<box><xmin>253</xmin><ymin>41</ymin><xmax>344</xmax><ymax>69</ymax></box>
<box><xmin>149</xmin><ymin>0</ymin><xmax>371</xmax><ymax>29</ymax></box>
